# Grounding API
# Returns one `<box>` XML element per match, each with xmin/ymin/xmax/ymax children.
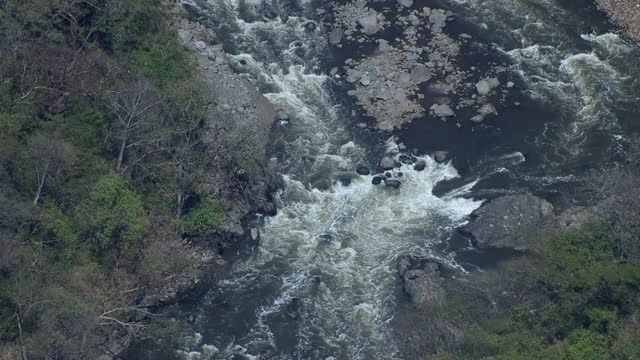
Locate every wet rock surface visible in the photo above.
<box><xmin>397</xmin><ymin>256</ymin><xmax>446</xmax><ymax>308</ymax></box>
<box><xmin>462</xmin><ymin>194</ymin><xmax>554</xmax><ymax>250</ymax></box>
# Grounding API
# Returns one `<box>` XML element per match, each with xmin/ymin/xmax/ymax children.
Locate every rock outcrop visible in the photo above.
<box><xmin>462</xmin><ymin>194</ymin><xmax>554</xmax><ymax>250</ymax></box>
<box><xmin>397</xmin><ymin>256</ymin><xmax>446</xmax><ymax>308</ymax></box>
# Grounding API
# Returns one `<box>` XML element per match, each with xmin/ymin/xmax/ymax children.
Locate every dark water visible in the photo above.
<box><xmin>128</xmin><ymin>0</ymin><xmax>640</xmax><ymax>359</ymax></box>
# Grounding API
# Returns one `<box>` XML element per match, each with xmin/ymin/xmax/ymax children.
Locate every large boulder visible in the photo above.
<box><xmin>462</xmin><ymin>194</ymin><xmax>554</xmax><ymax>250</ymax></box>
<box><xmin>397</xmin><ymin>256</ymin><xmax>445</xmax><ymax>308</ymax></box>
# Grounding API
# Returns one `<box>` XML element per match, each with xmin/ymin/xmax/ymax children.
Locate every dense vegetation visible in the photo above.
<box><xmin>0</xmin><ymin>1</ymin><xmax>229</xmax><ymax>358</ymax></box>
<box><xmin>428</xmin><ymin>220</ymin><xmax>640</xmax><ymax>359</ymax></box>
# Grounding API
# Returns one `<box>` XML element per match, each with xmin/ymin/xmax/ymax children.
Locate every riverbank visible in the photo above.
<box><xmin>596</xmin><ymin>0</ymin><xmax>640</xmax><ymax>41</ymax></box>
<box><xmin>0</xmin><ymin>1</ymin><xmax>280</xmax><ymax>358</ymax></box>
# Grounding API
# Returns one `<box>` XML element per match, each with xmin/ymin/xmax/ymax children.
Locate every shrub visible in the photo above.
<box><xmin>181</xmin><ymin>199</ymin><xmax>223</xmax><ymax>235</ymax></box>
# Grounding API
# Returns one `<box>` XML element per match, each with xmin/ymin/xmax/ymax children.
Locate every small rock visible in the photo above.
<box><xmin>385</xmin><ymin>179</ymin><xmax>402</xmax><ymax>189</ymax></box>
<box><xmin>356</xmin><ymin>166</ymin><xmax>371</xmax><ymax>175</ymax></box>
<box><xmin>397</xmin><ymin>0</ymin><xmax>414</xmax><ymax>7</ymax></box>
<box><xmin>250</xmin><ymin>228</ymin><xmax>260</xmax><ymax>242</ymax></box>
<box><xmin>328</xmin><ymin>28</ymin><xmax>344</xmax><ymax>45</ymax></box>
<box><xmin>475</xmin><ymin>80</ymin><xmax>491</xmax><ymax>95</ymax></box>
<box><xmin>372</xmin><ymin>175</ymin><xmax>385</xmax><ymax>185</ymax></box>
<box><xmin>434</xmin><ymin>151</ymin><xmax>449</xmax><ymax>163</ymax></box>
<box><xmin>410</xmin><ymin>65</ymin><xmax>432</xmax><ymax>84</ymax></box>
<box><xmin>380</xmin><ymin>156</ymin><xmax>395</xmax><ymax>170</ymax></box>
<box><xmin>413</xmin><ymin>160</ymin><xmax>427</xmax><ymax>171</ymax></box>
<box><xmin>430</xmin><ymin>104</ymin><xmax>455</xmax><ymax>117</ymax></box>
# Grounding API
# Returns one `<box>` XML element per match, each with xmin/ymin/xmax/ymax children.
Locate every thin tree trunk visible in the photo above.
<box><xmin>177</xmin><ymin>192</ymin><xmax>183</xmax><ymax>218</ymax></box>
<box><xmin>33</xmin><ymin>162</ymin><xmax>49</xmax><ymax>205</ymax></box>
<box><xmin>116</xmin><ymin>135</ymin><xmax>128</xmax><ymax>172</ymax></box>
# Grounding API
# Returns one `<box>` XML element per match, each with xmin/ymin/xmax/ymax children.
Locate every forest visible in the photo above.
<box><xmin>0</xmin><ymin>1</ymin><xmax>232</xmax><ymax>358</ymax></box>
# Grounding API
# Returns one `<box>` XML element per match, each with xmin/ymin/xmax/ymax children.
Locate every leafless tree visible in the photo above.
<box><xmin>107</xmin><ymin>78</ymin><xmax>161</xmax><ymax>173</ymax></box>
<box><xmin>163</xmin><ymin>93</ymin><xmax>215</xmax><ymax>218</ymax></box>
<box><xmin>27</xmin><ymin>134</ymin><xmax>76</xmax><ymax>205</ymax></box>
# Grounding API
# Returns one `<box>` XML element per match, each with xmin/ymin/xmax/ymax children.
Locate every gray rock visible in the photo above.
<box><xmin>328</xmin><ymin>28</ymin><xmax>344</xmax><ymax>45</ymax></box>
<box><xmin>434</xmin><ymin>151</ymin><xmax>449</xmax><ymax>163</ymax></box>
<box><xmin>431</xmin><ymin>104</ymin><xmax>455</xmax><ymax>117</ymax></box>
<box><xmin>397</xmin><ymin>0</ymin><xmax>414</xmax><ymax>7</ymax></box>
<box><xmin>462</xmin><ymin>194</ymin><xmax>554</xmax><ymax>250</ymax></box>
<box><xmin>357</xmin><ymin>13</ymin><xmax>379</xmax><ymax>35</ymax></box>
<box><xmin>372</xmin><ymin>175</ymin><xmax>385</xmax><ymax>185</ymax></box>
<box><xmin>380</xmin><ymin>156</ymin><xmax>395</xmax><ymax>170</ymax></box>
<box><xmin>413</xmin><ymin>160</ymin><xmax>427</xmax><ymax>171</ymax></box>
<box><xmin>470</xmin><ymin>114</ymin><xmax>485</xmax><ymax>123</ymax></box>
<box><xmin>250</xmin><ymin>228</ymin><xmax>260</xmax><ymax>242</ymax></box>
<box><xmin>384</xmin><ymin>179</ymin><xmax>402</xmax><ymax>189</ymax></box>
<box><xmin>475</xmin><ymin>79</ymin><xmax>491</xmax><ymax>95</ymax></box>
<box><xmin>410</xmin><ymin>65</ymin><xmax>432</xmax><ymax>84</ymax></box>
<box><xmin>346</xmin><ymin>70</ymin><xmax>362</xmax><ymax>83</ymax></box>
<box><xmin>356</xmin><ymin>166</ymin><xmax>371</xmax><ymax>175</ymax></box>
<box><xmin>404</xmin><ymin>26</ymin><xmax>418</xmax><ymax>36</ymax></box>
<box><xmin>478</xmin><ymin>103</ymin><xmax>497</xmax><ymax>116</ymax></box>
<box><xmin>397</xmin><ymin>256</ymin><xmax>445</xmax><ymax>307</ymax></box>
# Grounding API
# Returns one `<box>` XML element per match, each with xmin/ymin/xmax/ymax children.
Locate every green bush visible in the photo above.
<box><xmin>181</xmin><ymin>199</ymin><xmax>223</xmax><ymax>235</ymax></box>
<box><xmin>81</xmin><ymin>174</ymin><xmax>145</xmax><ymax>256</ymax></box>
<box><xmin>131</xmin><ymin>36</ymin><xmax>192</xmax><ymax>89</ymax></box>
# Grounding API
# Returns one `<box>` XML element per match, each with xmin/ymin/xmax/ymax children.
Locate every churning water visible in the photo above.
<box><xmin>133</xmin><ymin>0</ymin><xmax>640</xmax><ymax>359</ymax></box>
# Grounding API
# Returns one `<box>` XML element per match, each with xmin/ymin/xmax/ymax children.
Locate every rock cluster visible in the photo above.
<box><xmin>596</xmin><ymin>0</ymin><xmax>640</xmax><ymax>41</ymax></box>
<box><xmin>329</xmin><ymin>0</ymin><xmax>515</xmax><ymax>130</ymax></box>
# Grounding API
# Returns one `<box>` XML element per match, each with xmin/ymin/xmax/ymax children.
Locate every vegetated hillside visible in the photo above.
<box><xmin>0</xmin><ymin>1</ymin><xmax>273</xmax><ymax>358</ymax></box>
<box><xmin>417</xmin><ymin>169</ymin><xmax>640</xmax><ymax>359</ymax></box>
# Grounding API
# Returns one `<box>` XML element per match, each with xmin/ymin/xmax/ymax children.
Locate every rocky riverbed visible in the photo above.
<box><xmin>596</xmin><ymin>0</ymin><xmax>640</xmax><ymax>41</ymax></box>
<box><xmin>328</xmin><ymin>0</ymin><xmax>515</xmax><ymax>130</ymax></box>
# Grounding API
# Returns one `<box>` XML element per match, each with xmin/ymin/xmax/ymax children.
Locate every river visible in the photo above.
<box><xmin>128</xmin><ymin>0</ymin><xmax>640</xmax><ymax>359</ymax></box>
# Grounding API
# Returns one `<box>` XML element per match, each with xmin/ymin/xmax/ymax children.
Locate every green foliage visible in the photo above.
<box><xmin>0</xmin><ymin>296</ymin><xmax>19</xmax><ymax>341</ymax></box>
<box><xmin>0</xmin><ymin>0</ymin><xmax>222</xmax><ymax>356</ymax></box>
<box><xmin>62</xmin><ymin>108</ymin><xmax>106</xmax><ymax>150</ymax></box>
<box><xmin>81</xmin><ymin>174</ymin><xmax>145</xmax><ymax>257</ymax></box>
<box><xmin>131</xmin><ymin>36</ymin><xmax>192</xmax><ymax>89</ymax></box>
<box><xmin>181</xmin><ymin>199</ymin><xmax>223</xmax><ymax>235</ymax></box>
<box><xmin>97</xmin><ymin>0</ymin><xmax>163</xmax><ymax>53</ymax></box>
<box><xmin>436</xmin><ymin>222</ymin><xmax>640</xmax><ymax>359</ymax></box>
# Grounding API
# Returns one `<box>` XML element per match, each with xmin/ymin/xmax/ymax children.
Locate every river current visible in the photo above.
<box><xmin>131</xmin><ymin>0</ymin><xmax>640</xmax><ymax>359</ymax></box>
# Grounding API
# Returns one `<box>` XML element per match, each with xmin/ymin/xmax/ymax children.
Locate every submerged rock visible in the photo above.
<box><xmin>372</xmin><ymin>175</ymin><xmax>385</xmax><ymax>185</ymax></box>
<box><xmin>413</xmin><ymin>160</ymin><xmax>427</xmax><ymax>171</ymax></box>
<box><xmin>434</xmin><ymin>151</ymin><xmax>449</xmax><ymax>163</ymax></box>
<box><xmin>356</xmin><ymin>166</ymin><xmax>371</xmax><ymax>175</ymax></box>
<box><xmin>462</xmin><ymin>194</ymin><xmax>554</xmax><ymax>250</ymax></box>
<box><xmin>385</xmin><ymin>179</ymin><xmax>402</xmax><ymax>189</ymax></box>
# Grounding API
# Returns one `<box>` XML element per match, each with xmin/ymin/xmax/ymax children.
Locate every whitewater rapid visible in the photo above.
<box><xmin>169</xmin><ymin>0</ymin><xmax>484</xmax><ymax>359</ymax></box>
<box><xmin>142</xmin><ymin>0</ymin><xmax>640</xmax><ymax>359</ymax></box>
